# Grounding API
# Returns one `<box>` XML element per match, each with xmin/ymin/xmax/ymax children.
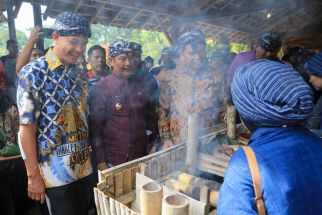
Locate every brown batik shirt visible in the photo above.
<box><xmin>156</xmin><ymin>63</ymin><xmax>224</xmax><ymax>145</ymax></box>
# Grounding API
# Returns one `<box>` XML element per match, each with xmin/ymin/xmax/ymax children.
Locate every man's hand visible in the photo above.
<box><xmin>98</xmin><ymin>162</ymin><xmax>108</xmax><ymax>171</ymax></box>
<box><xmin>162</xmin><ymin>139</ymin><xmax>173</xmax><ymax>149</ymax></box>
<box><xmin>29</xmin><ymin>26</ymin><xmax>43</xmax><ymax>44</ymax></box>
<box><xmin>27</xmin><ymin>172</ymin><xmax>45</xmax><ymax>204</ymax></box>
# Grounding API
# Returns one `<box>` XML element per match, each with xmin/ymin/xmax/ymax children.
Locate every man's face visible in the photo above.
<box><xmin>180</xmin><ymin>44</ymin><xmax>206</xmax><ymax>71</ymax></box>
<box><xmin>309</xmin><ymin>75</ymin><xmax>322</xmax><ymax>91</ymax></box>
<box><xmin>88</xmin><ymin>49</ymin><xmax>106</xmax><ymax>73</ymax></box>
<box><xmin>30</xmin><ymin>49</ymin><xmax>42</xmax><ymax>62</ymax></box>
<box><xmin>110</xmin><ymin>53</ymin><xmax>135</xmax><ymax>79</ymax></box>
<box><xmin>76</xmin><ymin>55</ymin><xmax>86</xmax><ymax>71</ymax></box>
<box><xmin>7</xmin><ymin>43</ymin><xmax>19</xmax><ymax>57</ymax></box>
<box><xmin>53</xmin><ymin>33</ymin><xmax>88</xmax><ymax>66</ymax></box>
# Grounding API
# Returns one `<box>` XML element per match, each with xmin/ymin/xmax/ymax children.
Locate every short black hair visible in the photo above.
<box><xmin>87</xmin><ymin>45</ymin><xmax>106</xmax><ymax>57</ymax></box>
<box><xmin>144</xmin><ymin>56</ymin><xmax>154</xmax><ymax>63</ymax></box>
<box><xmin>6</xmin><ymin>39</ymin><xmax>17</xmax><ymax>47</ymax></box>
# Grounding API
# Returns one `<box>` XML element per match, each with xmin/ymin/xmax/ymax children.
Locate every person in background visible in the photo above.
<box><xmin>226</xmin><ymin>32</ymin><xmax>282</xmax><ymax>104</ymax></box>
<box><xmin>17</xmin><ymin>12</ymin><xmax>93</xmax><ymax>215</ymax></box>
<box><xmin>90</xmin><ymin>39</ymin><xmax>152</xmax><ymax>170</ymax></box>
<box><xmin>87</xmin><ymin>45</ymin><xmax>109</xmax><ymax>84</ymax></box>
<box><xmin>156</xmin><ymin>30</ymin><xmax>224</xmax><ymax>148</ymax></box>
<box><xmin>144</xmin><ymin>56</ymin><xmax>154</xmax><ymax>72</ymax></box>
<box><xmin>30</xmin><ymin>48</ymin><xmax>43</xmax><ymax>62</ymax></box>
<box><xmin>0</xmin><ymin>90</ymin><xmax>30</xmax><ymax>215</ymax></box>
<box><xmin>129</xmin><ymin>42</ymin><xmax>159</xmax><ymax>151</ymax></box>
<box><xmin>1</xmin><ymin>39</ymin><xmax>19</xmax><ymax>104</ymax></box>
<box><xmin>16</xmin><ymin>26</ymin><xmax>43</xmax><ymax>73</ymax></box>
<box><xmin>150</xmin><ymin>47</ymin><xmax>175</xmax><ymax>77</ymax></box>
<box><xmin>218</xmin><ymin>60</ymin><xmax>322</xmax><ymax>214</ymax></box>
<box><xmin>304</xmin><ymin>52</ymin><xmax>322</xmax><ymax>129</ymax></box>
<box><xmin>76</xmin><ymin>54</ymin><xmax>87</xmax><ymax>71</ymax></box>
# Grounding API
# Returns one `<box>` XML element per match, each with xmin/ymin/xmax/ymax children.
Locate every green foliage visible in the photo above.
<box><xmin>230</xmin><ymin>43</ymin><xmax>249</xmax><ymax>54</ymax></box>
<box><xmin>0</xmin><ymin>22</ymin><xmax>28</xmax><ymax>56</ymax></box>
<box><xmin>0</xmin><ymin>21</ymin><xmax>248</xmax><ymax>63</ymax></box>
<box><xmin>88</xmin><ymin>24</ymin><xmax>170</xmax><ymax>64</ymax></box>
<box><xmin>206</xmin><ymin>38</ymin><xmax>249</xmax><ymax>59</ymax></box>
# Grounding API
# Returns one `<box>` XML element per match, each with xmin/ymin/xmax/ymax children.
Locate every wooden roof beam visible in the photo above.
<box><xmin>195</xmin><ymin>0</ymin><xmax>322</xmax><ymax>21</ymax></box>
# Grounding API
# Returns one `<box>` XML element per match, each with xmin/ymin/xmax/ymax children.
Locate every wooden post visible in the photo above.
<box><xmin>32</xmin><ymin>3</ymin><xmax>44</xmax><ymax>52</ymax></box>
<box><xmin>7</xmin><ymin>0</ymin><xmax>16</xmax><ymax>40</ymax></box>
<box><xmin>227</xmin><ymin>106</ymin><xmax>236</xmax><ymax>139</ymax></box>
<box><xmin>186</xmin><ymin>115</ymin><xmax>199</xmax><ymax>175</ymax></box>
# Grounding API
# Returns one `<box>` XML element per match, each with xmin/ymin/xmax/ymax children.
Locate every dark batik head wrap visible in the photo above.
<box><xmin>109</xmin><ymin>39</ymin><xmax>132</xmax><ymax>58</ymax></box>
<box><xmin>256</xmin><ymin>32</ymin><xmax>282</xmax><ymax>52</ymax></box>
<box><xmin>174</xmin><ymin>29</ymin><xmax>206</xmax><ymax>56</ymax></box>
<box><xmin>129</xmin><ymin>42</ymin><xmax>142</xmax><ymax>55</ymax></box>
<box><xmin>54</xmin><ymin>12</ymin><xmax>91</xmax><ymax>38</ymax></box>
<box><xmin>305</xmin><ymin>51</ymin><xmax>322</xmax><ymax>77</ymax></box>
<box><xmin>232</xmin><ymin>60</ymin><xmax>314</xmax><ymax>127</ymax></box>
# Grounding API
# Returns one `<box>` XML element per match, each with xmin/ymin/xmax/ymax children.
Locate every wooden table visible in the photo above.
<box><xmin>0</xmin><ymin>154</ymin><xmax>22</xmax><ymax>162</ymax></box>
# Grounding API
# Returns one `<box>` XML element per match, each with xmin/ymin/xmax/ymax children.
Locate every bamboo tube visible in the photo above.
<box><xmin>186</xmin><ymin>115</ymin><xmax>200</xmax><ymax>175</ymax></box>
<box><xmin>227</xmin><ymin>106</ymin><xmax>236</xmax><ymax>139</ymax></box>
<box><xmin>165</xmin><ymin>179</ymin><xmax>200</xmax><ymax>199</ymax></box>
<box><xmin>140</xmin><ymin>182</ymin><xmax>163</xmax><ymax>215</ymax></box>
<box><xmin>162</xmin><ymin>195</ymin><xmax>189</xmax><ymax>215</ymax></box>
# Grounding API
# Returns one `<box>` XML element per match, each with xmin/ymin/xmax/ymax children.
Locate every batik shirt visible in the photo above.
<box><xmin>17</xmin><ymin>49</ymin><xmax>92</xmax><ymax>188</ymax></box>
<box><xmin>156</xmin><ymin>63</ymin><xmax>224</xmax><ymax>145</ymax></box>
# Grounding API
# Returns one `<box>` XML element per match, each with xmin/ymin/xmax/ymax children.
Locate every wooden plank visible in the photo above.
<box><xmin>100</xmin><ymin>144</ymin><xmax>183</xmax><ymax>175</ymax></box>
<box><xmin>159</xmin><ymin>154</ymin><xmax>167</xmax><ymax>178</ymax></box>
<box><xmin>98</xmin><ymin>190</ymin><xmax>106</xmax><ymax>215</ymax></box>
<box><xmin>126</xmin><ymin>208</ymin><xmax>132</xmax><ymax>215</ymax></box>
<box><xmin>175</xmin><ymin>148</ymin><xmax>181</xmax><ymax>171</ymax></box>
<box><xmin>120</xmin><ymin>204</ymin><xmax>126</xmax><ymax>215</ymax></box>
<box><xmin>105</xmin><ymin>174</ymin><xmax>115</xmax><ymax>196</ymax></box>
<box><xmin>146</xmin><ymin>161</ymin><xmax>152</xmax><ymax>178</ymax></box>
<box><xmin>103</xmin><ymin>196</ymin><xmax>111</xmax><ymax>215</ymax></box>
<box><xmin>200</xmin><ymin>186</ymin><xmax>210</xmax><ymax>214</ymax></box>
<box><xmin>131</xmin><ymin>166</ymin><xmax>139</xmax><ymax>189</ymax></box>
<box><xmin>199</xmin><ymin>153</ymin><xmax>229</xmax><ymax>168</ymax></box>
<box><xmin>170</xmin><ymin>150</ymin><xmax>176</xmax><ymax>172</ymax></box>
<box><xmin>198</xmin><ymin>162</ymin><xmax>225</xmax><ymax>177</ymax></box>
<box><xmin>94</xmin><ymin>188</ymin><xmax>102</xmax><ymax>215</ymax></box>
<box><xmin>139</xmin><ymin>163</ymin><xmax>148</xmax><ymax>176</ymax></box>
<box><xmin>115</xmin><ymin>200</ymin><xmax>121</xmax><ymax>215</ymax></box>
<box><xmin>156</xmin><ymin>157</ymin><xmax>161</xmax><ymax>179</ymax></box>
<box><xmin>115</xmin><ymin>191</ymin><xmax>136</xmax><ymax>205</ymax></box>
<box><xmin>150</xmin><ymin>158</ymin><xmax>157</xmax><ymax>179</ymax></box>
<box><xmin>110</xmin><ymin>198</ymin><xmax>116</xmax><ymax>215</ymax></box>
<box><xmin>166</xmin><ymin>152</ymin><xmax>172</xmax><ymax>175</ymax></box>
<box><xmin>115</xmin><ymin>172</ymin><xmax>124</xmax><ymax>197</ymax></box>
<box><xmin>97</xmin><ymin>181</ymin><xmax>107</xmax><ymax>191</ymax></box>
<box><xmin>123</xmin><ymin>169</ymin><xmax>132</xmax><ymax>193</ymax></box>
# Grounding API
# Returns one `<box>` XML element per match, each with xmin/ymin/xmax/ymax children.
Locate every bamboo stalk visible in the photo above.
<box><xmin>227</xmin><ymin>106</ymin><xmax>236</xmax><ymax>139</ymax></box>
<box><xmin>140</xmin><ymin>182</ymin><xmax>163</xmax><ymax>215</ymax></box>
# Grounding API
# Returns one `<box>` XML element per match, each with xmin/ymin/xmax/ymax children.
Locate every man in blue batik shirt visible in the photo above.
<box><xmin>17</xmin><ymin>12</ymin><xmax>93</xmax><ymax>215</ymax></box>
<box><xmin>218</xmin><ymin>60</ymin><xmax>322</xmax><ymax>214</ymax></box>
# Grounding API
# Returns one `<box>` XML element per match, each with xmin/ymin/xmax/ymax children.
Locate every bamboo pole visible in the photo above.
<box><xmin>227</xmin><ymin>106</ymin><xmax>236</xmax><ymax>139</ymax></box>
<box><xmin>186</xmin><ymin>115</ymin><xmax>200</xmax><ymax>175</ymax></box>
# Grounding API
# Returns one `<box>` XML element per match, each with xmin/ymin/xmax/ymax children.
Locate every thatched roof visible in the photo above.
<box><xmin>4</xmin><ymin>0</ymin><xmax>322</xmax><ymax>48</ymax></box>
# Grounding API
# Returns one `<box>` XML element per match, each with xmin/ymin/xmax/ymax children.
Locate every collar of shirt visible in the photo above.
<box><xmin>45</xmin><ymin>48</ymin><xmax>63</xmax><ymax>71</ymax></box>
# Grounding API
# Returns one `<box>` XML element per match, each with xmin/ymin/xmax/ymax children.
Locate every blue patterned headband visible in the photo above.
<box><xmin>109</xmin><ymin>39</ymin><xmax>132</xmax><ymax>58</ymax></box>
<box><xmin>54</xmin><ymin>12</ymin><xmax>91</xmax><ymax>38</ymax></box>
